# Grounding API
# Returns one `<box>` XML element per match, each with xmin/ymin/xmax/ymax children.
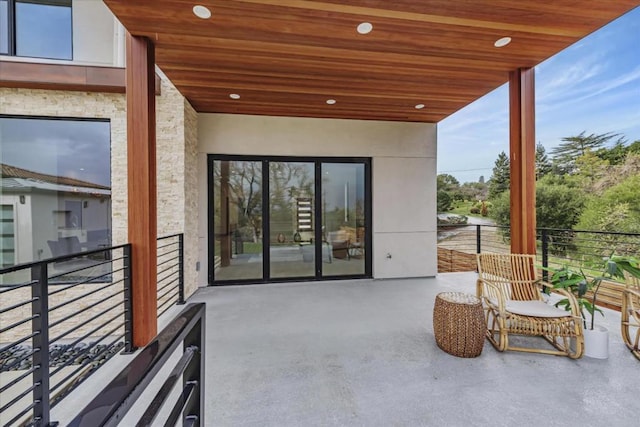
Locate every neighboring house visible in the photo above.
<box><xmin>1</xmin><ymin>0</ymin><xmax>437</xmax><ymax>296</ymax></box>
<box><xmin>0</xmin><ymin>163</ymin><xmax>111</xmax><ymax>266</ymax></box>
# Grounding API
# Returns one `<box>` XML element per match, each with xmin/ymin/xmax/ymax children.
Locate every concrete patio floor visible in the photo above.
<box><xmin>189</xmin><ymin>273</ymin><xmax>637</xmax><ymax>427</ymax></box>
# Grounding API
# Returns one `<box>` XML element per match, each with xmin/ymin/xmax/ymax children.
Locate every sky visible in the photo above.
<box><xmin>0</xmin><ymin>117</ymin><xmax>111</xmax><ymax>186</ymax></box>
<box><xmin>437</xmin><ymin>6</ymin><xmax>640</xmax><ymax>184</ymax></box>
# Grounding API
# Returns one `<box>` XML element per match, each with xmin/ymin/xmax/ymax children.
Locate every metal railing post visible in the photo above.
<box><xmin>31</xmin><ymin>262</ymin><xmax>51</xmax><ymax>426</ymax></box>
<box><xmin>122</xmin><ymin>244</ymin><xmax>136</xmax><ymax>353</ymax></box>
<box><xmin>178</xmin><ymin>234</ymin><xmax>185</xmax><ymax>304</ymax></box>
<box><xmin>183</xmin><ymin>312</ymin><xmax>204</xmax><ymax>426</ymax></box>
<box><xmin>541</xmin><ymin>229</ymin><xmax>549</xmax><ymax>281</ymax></box>
<box><xmin>476</xmin><ymin>224</ymin><xmax>481</xmax><ymax>253</ymax></box>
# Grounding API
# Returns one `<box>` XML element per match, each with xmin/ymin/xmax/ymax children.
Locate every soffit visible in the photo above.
<box><xmin>104</xmin><ymin>0</ymin><xmax>639</xmax><ymax>122</ymax></box>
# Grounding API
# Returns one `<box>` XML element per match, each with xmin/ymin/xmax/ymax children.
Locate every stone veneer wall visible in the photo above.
<box><xmin>0</xmin><ymin>87</ymin><xmax>128</xmax><ymax>244</ymax></box>
<box><xmin>0</xmin><ymin>80</ymin><xmax>199</xmax><ymax>342</ymax></box>
<box><xmin>155</xmin><ymin>79</ymin><xmax>199</xmax><ymax>297</ymax></box>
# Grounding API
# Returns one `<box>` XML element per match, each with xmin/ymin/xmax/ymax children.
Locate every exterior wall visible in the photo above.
<box><xmin>197</xmin><ymin>114</ymin><xmax>438</xmax><ymax>281</ymax></box>
<box><xmin>0</xmin><ymin>0</ymin><xmax>119</xmax><ymax>66</ymax></box>
<box><xmin>156</xmin><ymin>79</ymin><xmax>199</xmax><ymax>297</ymax></box>
<box><xmin>0</xmin><ymin>80</ymin><xmax>200</xmax><ymax>341</ymax></box>
<box><xmin>0</xmin><ymin>87</ymin><xmax>128</xmax><ymax>246</ymax></box>
<box><xmin>72</xmin><ymin>0</ymin><xmax>116</xmax><ymax>65</ymax></box>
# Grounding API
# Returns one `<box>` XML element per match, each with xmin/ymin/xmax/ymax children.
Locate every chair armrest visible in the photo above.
<box><xmin>545</xmin><ymin>282</ymin><xmax>582</xmax><ymax>318</ymax></box>
<box><xmin>477</xmin><ymin>278</ymin><xmax>507</xmax><ymax>314</ymax></box>
<box><xmin>623</xmin><ymin>288</ymin><xmax>640</xmax><ymax>314</ymax></box>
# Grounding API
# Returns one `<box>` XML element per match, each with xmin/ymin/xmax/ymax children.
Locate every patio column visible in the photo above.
<box><xmin>508</xmin><ymin>68</ymin><xmax>536</xmax><ymax>255</ymax></box>
<box><xmin>126</xmin><ymin>33</ymin><xmax>157</xmax><ymax>346</ymax></box>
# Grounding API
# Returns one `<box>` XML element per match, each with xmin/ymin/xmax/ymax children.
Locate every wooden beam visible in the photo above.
<box><xmin>0</xmin><ymin>61</ymin><xmax>162</xmax><ymax>94</ymax></box>
<box><xmin>509</xmin><ymin>68</ymin><xmax>536</xmax><ymax>255</ymax></box>
<box><xmin>126</xmin><ymin>33</ymin><xmax>157</xmax><ymax>347</ymax></box>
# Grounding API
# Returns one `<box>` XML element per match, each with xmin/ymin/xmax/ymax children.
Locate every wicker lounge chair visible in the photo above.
<box><xmin>622</xmin><ymin>272</ymin><xmax>640</xmax><ymax>360</ymax></box>
<box><xmin>476</xmin><ymin>253</ymin><xmax>584</xmax><ymax>359</ymax></box>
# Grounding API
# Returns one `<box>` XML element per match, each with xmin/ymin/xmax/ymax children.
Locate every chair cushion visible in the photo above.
<box><xmin>505</xmin><ymin>300</ymin><xmax>572</xmax><ymax>318</ymax></box>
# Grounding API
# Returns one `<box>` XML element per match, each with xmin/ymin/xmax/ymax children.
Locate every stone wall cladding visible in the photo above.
<box><xmin>0</xmin><ymin>87</ymin><xmax>128</xmax><ymax>246</ymax></box>
<box><xmin>183</xmin><ymin>99</ymin><xmax>199</xmax><ymax>297</ymax></box>
<box><xmin>0</xmin><ymin>79</ymin><xmax>199</xmax><ymax>342</ymax></box>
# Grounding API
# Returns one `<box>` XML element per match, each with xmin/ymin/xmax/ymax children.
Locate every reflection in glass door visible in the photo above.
<box><xmin>212</xmin><ymin>160</ymin><xmax>263</xmax><ymax>281</ymax></box>
<box><xmin>269</xmin><ymin>161</ymin><xmax>316</xmax><ymax>278</ymax></box>
<box><xmin>210</xmin><ymin>156</ymin><xmax>370</xmax><ymax>284</ymax></box>
<box><xmin>322</xmin><ymin>163</ymin><xmax>366</xmax><ymax>276</ymax></box>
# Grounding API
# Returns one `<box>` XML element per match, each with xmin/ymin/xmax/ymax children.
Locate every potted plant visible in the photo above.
<box><xmin>544</xmin><ymin>255</ymin><xmax>640</xmax><ymax>358</ymax></box>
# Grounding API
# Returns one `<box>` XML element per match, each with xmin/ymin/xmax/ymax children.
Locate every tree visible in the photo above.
<box><xmin>437</xmin><ymin>173</ymin><xmax>463</xmax><ymax>202</ymax></box>
<box><xmin>490</xmin><ymin>176</ymin><xmax>585</xmax><ymax>230</ymax></box>
<box><xmin>535</xmin><ymin>143</ymin><xmax>552</xmax><ymax>179</ymax></box>
<box><xmin>459</xmin><ymin>181</ymin><xmax>488</xmax><ymax>201</ymax></box>
<box><xmin>577</xmin><ymin>174</ymin><xmax>640</xmax><ymax>234</ymax></box>
<box><xmin>437</xmin><ymin>190</ymin><xmax>453</xmax><ymax>212</ymax></box>
<box><xmin>488</xmin><ymin>151</ymin><xmax>510</xmax><ymax>199</ymax></box>
<box><xmin>595</xmin><ymin>139</ymin><xmax>628</xmax><ymax>165</ymax></box>
<box><xmin>627</xmin><ymin>140</ymin><xmax>640</xmax><ymax>154</ymax></box>
<box><xmin>437</xmin><ymin>173</ymin><xmax>460</xmax><ymax>192</ymax></box>
<box><xmin>535</xmin><ymin>177</ymin><xmax>585</xmax><ymax>229</ymax></box>
<box><xmin>571</xmin><ymin>151</ymin><xmax>610</xmax><ymax>193</ymax></box>
<box><xmin>478</xmin><ymin>175</ymin><xmax>485</xmax><ymax>184</ymax></box>
<box><xmin>550</xmin><ymin>131</ymin><xmax>621</xmax><ymax>174</ymax></box>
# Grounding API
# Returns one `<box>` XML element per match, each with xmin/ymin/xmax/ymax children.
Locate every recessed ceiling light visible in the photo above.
<box><xmin>494</xmin><ymin>37</ymin><xmax>512</xmax><ymax>48</ymax></box>
<box><xmin>229</xmin><ymin>93</ymin><xmax>240</xmax><ymax>99</ymax></box>
<box><xmin>326</xmin><ymin>99</ymin><xmax>336</xmax><ymax>105</ymax></box>
<box><xmin>193</xmin><ymin>5</ymin><xmax>211</xmax><ymax>19</ymax></box>
<box><xmin>414</xmin><ymin>104</ymin><xmax>425</xmax><ymax>110</ymax></box>
<box><xmin>357</xmin><ymin>22</ymin><xmax>373</xmax><ymax>35</ymax></box>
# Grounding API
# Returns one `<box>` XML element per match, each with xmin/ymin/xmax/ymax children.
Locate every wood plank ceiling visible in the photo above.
<box><xmin>104</xmin><ymin>0</ymin><xmax>639</xmax><ymax>122</ymax></box>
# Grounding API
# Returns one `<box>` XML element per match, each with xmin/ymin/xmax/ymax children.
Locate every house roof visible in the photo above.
<box><xmin>1</xmin><ymin>164</ymin><xmax>110</xmax><ymax>191</ymax></box>
<box><xmin>104</xmin><ymin>0</ymin><xmax>639</xmax><ymax>122</ymax></box>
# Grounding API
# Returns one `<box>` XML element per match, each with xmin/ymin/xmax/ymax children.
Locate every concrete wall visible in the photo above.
<box><xmin>197</xmin><ymin>114</ymin><xmax>438</xmax><ymax>282</ymax></box>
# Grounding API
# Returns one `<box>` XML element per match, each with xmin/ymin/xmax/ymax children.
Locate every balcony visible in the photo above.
<box><xmin>59</xmin><ymin>274</ymin><xmax>638</xmax><ymax>425</ymax></box>
<box><xmin>2</xmin><ymin>229</ymin><xmax>639</xmax><ymax>425</ymax></box>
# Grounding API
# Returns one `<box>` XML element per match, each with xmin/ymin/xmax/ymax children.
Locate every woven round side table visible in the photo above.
<box><xmin>433</xmin><ymin>292</ymin><xmax>486</xmax><ymax>358</ymax></box>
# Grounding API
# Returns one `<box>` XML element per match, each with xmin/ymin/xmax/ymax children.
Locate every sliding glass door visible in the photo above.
<box><xmin>269</xmin><ymin>161</ymin><xmax>316</xmax><ymax>278</ymax></box>
<box><xmin>211</xmin><ymin>159</ymin><xmax>264</xmax><ymax>281</ymax></box>
<box><xmin>209</xmin><ymin>156</ymin><xmax>371</xmax><ymax>284</ymax></box>
<box><xmin>321</xmin><ymin>163</ymin><xmax>366</xmax><ymax>276</ymax></box>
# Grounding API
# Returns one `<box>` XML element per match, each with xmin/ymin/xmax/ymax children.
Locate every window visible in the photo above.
<box><xmin>0</xmin><ymin>116</ymin><xmax>111</xmax><ymax>266</ymax></box>
<box><xmin>1</xmin><ymin>0</ymin><xmax>72</xmax><ymax>60</ymax></box>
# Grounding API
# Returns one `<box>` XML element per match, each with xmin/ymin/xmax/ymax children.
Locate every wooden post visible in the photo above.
<box><xmin>126</xmin><ymin>33</ymin><xmax>157</xmax><ymax>346</ymax></box>
<box><xmin>509</xmin><ymin>68</ymin><xmax>536</xmax><ymax>255</ymax></box>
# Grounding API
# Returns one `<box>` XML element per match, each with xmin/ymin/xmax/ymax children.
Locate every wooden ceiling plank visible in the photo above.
<box><xmin>229</xmin><ymin>0</ymin><xmax>586</xmax><ymax>36</ymax></box>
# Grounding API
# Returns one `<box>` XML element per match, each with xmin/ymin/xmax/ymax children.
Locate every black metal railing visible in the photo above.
<box><xmin>156</xmin><ymin>233</ymin><xmax>185</xmax><ymax>318</ymax></box>
<box><xmin>0</xmin><ymin>233</ymin><xmax>186</xmax><ymax>426</ymax></box>
<box><xmin>69</xmin><ymin>303</ymin><xmax>205</xmax><ymax>427</ymax></box>
<box><xmin>437</xmin><ymin>224</ymin><xmax>640</xmax><ymax>277</ymax></box>
<box><xmin>0</xmin><ymin>245</ymin><xmax>131</xmax><ymax>427</ymax></box>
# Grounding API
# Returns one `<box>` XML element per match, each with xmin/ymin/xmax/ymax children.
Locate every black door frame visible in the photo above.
<box><xmin>207</xmin><ymin>154</ymin><xmax>372</xmax><ymax>285</ymax></box>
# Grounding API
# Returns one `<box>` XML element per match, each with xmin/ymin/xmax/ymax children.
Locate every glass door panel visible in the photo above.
<box><xmin>213</xmin><ymin>160</ymin><xmax>263</xmax><ymax>281</ymax></box>
<box><xmin>321</xmin><ymin>163</ymin><xmax>366</xmax><ymax>276</ymax></box>
<box><xmin>269</xmin><ymin>161</ymin><xmax>316</xmax><ymax>278</ymax></box>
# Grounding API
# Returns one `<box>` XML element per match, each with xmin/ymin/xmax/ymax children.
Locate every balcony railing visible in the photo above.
<box><xmin>69</xmin><ymin>303</ymin><xmax>205</xmax><ymax>427</ymax></box>
<box><xmin>157</xmin><ymin>233</ymin><xmax>186</xmax><ymax>317</ymax></box>
<box><xmin>437</xmin><ymin>224</ymin><xmax>640</xmax><ymax>309</ymax></box>
<box><xmin>0</xmin><ymin>234</ymin><xmax>184</xmax><ymax>426</ymax></box>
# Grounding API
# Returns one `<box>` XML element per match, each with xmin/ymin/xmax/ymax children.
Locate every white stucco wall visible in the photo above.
<box><xmin>72</xmin><ymin>0</ymin><xmax>116</xmax><ymax>65</ymax></box>
<box><xmin>197</xmin><ymin>114</ymin><xmax>438</xmax><ymax>282</ymax></box>
<box><xmin>0</xmin><ymin>0</ymin><xmax>119</xmax><ymax>66</ymax></box>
